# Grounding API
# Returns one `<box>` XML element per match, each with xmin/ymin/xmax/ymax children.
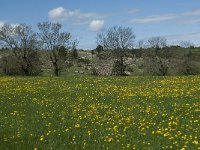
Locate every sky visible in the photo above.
<box><xmin>1</xmin><ymin>0</ymin><xmax>200</xmax><ymax>49</ymax></box>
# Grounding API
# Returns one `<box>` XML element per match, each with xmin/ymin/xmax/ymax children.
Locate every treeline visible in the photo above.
<box><xmin>0</xmin><ymin>22</ymin><xmax>79</xmax><ymax>76</ymax></box>
<box><xmin>0</xmin><ymin>23</ymin><xmax>200</xmax><ymax>76</ymax></box>
<box><xmin>93</xmin><ymin>26</ymin><xmax>200</xmax><ymax>76</ymax></box>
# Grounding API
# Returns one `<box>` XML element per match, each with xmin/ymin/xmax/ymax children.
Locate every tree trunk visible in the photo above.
<box><xmin>21</xmin><ymin>57</ymin><xmax>32</xmax><ymax>76</ymax></box>
<box><xmin>120</xmin><ymin>56</ymin><xmax>126</xmax><ymax>76</ymax></box>
<box><xmin>53</xmin><ymin>62</ymin><xmax>60</xmax><ymax>76</ymax></box>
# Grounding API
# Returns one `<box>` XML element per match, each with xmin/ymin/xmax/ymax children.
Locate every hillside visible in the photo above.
<box><xmin>0</xmin><ymin>47</ymin><xmax>200</xmax><ymax>76</ymax></box>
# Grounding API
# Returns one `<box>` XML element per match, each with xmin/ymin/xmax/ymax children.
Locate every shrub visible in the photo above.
<box><xmin>1</xmin><ymin>53</ymin><xmax>42</xmax><ymax>76</ymax></box>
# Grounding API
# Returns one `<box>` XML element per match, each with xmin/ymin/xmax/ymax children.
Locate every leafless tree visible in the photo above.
<box><xmin>137</xmin><ymin>40</ymin><xmax>145</xmax><ymax>49</ymax></box>
<box><xmin>38</xmin><ymin>22</ymin><xmax>74</xmax><ymax>76</ymax></box>
<box><xmin>179</xmin><ymin>41</ymin><xmax>194</xmax><ymax>48</ymax></box>
<box><xmin>0</xmin><ymin>23</ymin><xmax>41</xmax><ymax>75</ymax></box>
<box><xmin>148</xmin><ymin>36</ymin><xmax>167</xmax><ymax>49</ymax></box>
<box><xmin>96</xmin><ymin>26</ymin><xmax>135</xmax><ymax>75</ymax></box>
<box><xmin>144</xmin><ymin>37</ymin><xmax>171</xmax><ymax>76</ymax></box>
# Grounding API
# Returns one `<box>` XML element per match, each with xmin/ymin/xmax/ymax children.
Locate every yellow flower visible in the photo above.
<box><xmin>75</xmin><ymin>123</ymin><xmax>80</xmax><ymax>128</ymax></box>
<box><xmin>192</xmin><ymin>140</ymin><xmax>199</xmax><ymax>145</ymax></box>
<box><xmin>40</xmin><ymin>135</ymin><xmax>44</xmax><ymax>141</ymax></box>
<box><xmin>108</xmin><ymin>137</ymin><xmax>113</xmax><ymax>142</ymax></box>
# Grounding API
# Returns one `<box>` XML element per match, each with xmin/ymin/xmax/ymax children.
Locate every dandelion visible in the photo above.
<box><xmin>108</xmin><ymin>137</ymin><xmax>113</xmax><ymax>142</ymax></box>
<box><xmin>75</xmin><ymin>123</ymin><xmax>80</xmax><ymax>128</ymax></box>
<box><xmin>40</xmin><ymin>135</ymin><xmax>44</xmax><ymax>141</ymax></box>
<box><xmin>192</xmin><ymin>140</ymin><xmax>199</xmax><ymax>145</ymax></box>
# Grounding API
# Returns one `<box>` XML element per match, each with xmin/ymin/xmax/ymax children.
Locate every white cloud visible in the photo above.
<box><xmin>130</xmin><ymin>14</ymin><xmax>178</xmax><ymax>24</ymax></box>
<box><xmin>89</xmin><ymin>20</ymin><xmax>104</xmax><ymax>32</ymax></box>
<box><xmin>130</xmin><ymin>8</ymin><xmax>200</xmax><ymax>24</ymax></box>
<box><xmin>127</xmin><ymin>8</ymin><xmax>140</xmax><ymax>14</ymax></box>
<box><xmin>178</xmin><ymin>18</ymin><xmax>200</xmax><ymax>24</ymax></box>
<box><xmin>48</xmin><ymin>7</ymin><xmax>106</xmax><ymax>32</ymax></box>
<box><xmin>48</xmin><ymin>7</ymin><xmax>69</xmax><ymax>21</ymax></box>
<box><xmin>166</xmin><ymin>32</ymin><xmax>200</xmax><ymax>41</ymax></box>
<box><xmin>183</xmin><ymin>9</ymin><xmax>200</xmax><ymax>16</ymax></box>
<box><xmin>48</xmin><ymin>7</ymin><xmax>100</xmax><ymax>22</ymax></box>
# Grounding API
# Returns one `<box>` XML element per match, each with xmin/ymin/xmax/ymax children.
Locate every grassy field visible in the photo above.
<box><xmin>0</xmin><ymin>76</ymin><xmax>199</xmax><ymax>150</ymax></box>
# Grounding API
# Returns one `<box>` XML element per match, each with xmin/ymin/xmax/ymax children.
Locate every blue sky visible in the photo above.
<box><xmin>1</xmin><ymin>0</ymin><xmax>200</xmax><ymax>49</ymax></box>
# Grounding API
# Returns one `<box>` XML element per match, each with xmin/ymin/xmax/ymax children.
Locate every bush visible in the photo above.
<box><xmin>1</xmin><ymin>55</ymin><xmax>22</xmax><ymax>75</ymax></box>
<box><xmin>1</xmin><ymin>52</ymin><xmax>42</xmax><ymax>76</ymax></box>
<box><xmin>112</xmin><ymin>59</ymin><xmax>126</xmax><ymax>76</ymax></box>
<box><xmin>96</xmin><ymin>51</ymin><xmax>112</xmax><ymax>60</ymax></box>
<box><xmin>78</xmin><ymin>57</ymin><xmax>90</xmax><ymax>65</ymax></box>
<box><xmin>91</xmin><ymin>67</ymin><xmax>98</xmax><ymax>76</ymax></box>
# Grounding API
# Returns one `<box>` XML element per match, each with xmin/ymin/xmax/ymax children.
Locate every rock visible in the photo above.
<box><xmin>124</xmin><ymin>71</ymin><xmax>131</xmax><ymax>76</ymax></box>
<box><xmin>93</xmin><ymin>65</ymin><xmax>112</xmax><ymax>76</ymax></box>
<box><xmin>85</xmin><ymin>66</ymin><xmax>92</xmax><ymax>70</ymax></box>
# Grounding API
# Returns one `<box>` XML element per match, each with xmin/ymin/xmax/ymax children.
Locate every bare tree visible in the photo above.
<box><xmin>179</xmin><ymin>41</ymin><xmax>194</xmax><ymax>48</ymax></box>
<box><xmin>38</xmin><ymin>22</ymin><xmax>74</xmax><ymax>76</ymax></box>
<box><xmin>137</xmin><ymin>40</ymin><xmax>145</xmax><ymax>49</ymax></box>
<box><xmin>148</xmin><ymin>36</ymin><xmax>167</xmax><ymax>49</ymax></box>
<box><xmin>144</xmin><ymin>37</ymin><xmax>171</xmax><ymax>76</ymax></box>
<box><xmin>96</xmin><ymin>26</ymin><xmax>135</xmax><ymax>75</ymax></box>
<box><xmin>0</xmin><ymin>23</ymin><xmax>41</xmax><ymax>76</ymax></box>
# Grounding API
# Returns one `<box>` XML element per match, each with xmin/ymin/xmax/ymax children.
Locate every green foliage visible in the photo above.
<box><xmin>0</xmin><ymin>23</ymin><xmax>41</xmax><ymax>76</ymax></box>
<box><xmin>38</xmin><ymin>22</ymin><xmax>73</xmax><ymax>76</ymax></box>
<box><xmin>96</xmin><ymin>51</ymin><xmax>112</xmax><ymax>60</ymax></box>
<box><xmin>78</xmin><ymin>57</ymin><xmax>90</xmax><ymax>65</ymax></box>
<box><xmin>1</xmin><ymin>55</ymin><xmax>22</xmax><ymax>75</ymax></box>
<box><xmin>1</xmin><ymin>52</ymin><xmax>42</xmax><ymax>76</ymax></box>
<box><xmin>112</xmin><ymin>59</ymin><xmax>126</xmax><ymax>76</ymax></box>
<box><xmin>95</xmin><ymin>45</ymin><xmax>103</xmax><ymax>54</ymax></box>
<box><xmin>70</xmin><ymin>48</ymin><xmax>79</xmax><ymax>59</ymax></box>
<box><xmin>57</xmin><ymin>46</ymin><xmax>68</xmax><ymax>60</ymax></box>
<box><xmin>176</xmin><ymin>51</ymin><xmax>200</xmax><ymax>75</ymax></box>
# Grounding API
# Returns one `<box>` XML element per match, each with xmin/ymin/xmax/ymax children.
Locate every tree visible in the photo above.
<box><xmin>70</xmin><ymin>40</ymin><xmax>79</xmax><ymax>60</ymax></box>
<box><xmin>38</xmin><ymin>22</ymin><xmax>75</xmax><ymax>76</ymax></box>
<box><xmin>144</xmin><ymin>37</ymin><xmax>171</xmax><ymax>76</ymax></box>
<box><xmin>95</xmin><ymin>45</ymin><xmax>103</xmax><ymax>54</ymax></box>
<box><xmin>96</xmin><ymin>26</ymin><xmax>135</xmax><ymax>75</ymax></box>
<box><xmin>177</xmin><ymin>50</ymin><xmax>199</xmax><ymax>75</ymax></box>
<box><xmin>179</xmin><ymin>41</ymin><xmax>194</xmax><ymax>48</ymax></box>
<box><xmin>0</xmin><ymin>23</ymin><xmax>41</xmax><ymax>76</ymax></box>
<box><xmin>137</xmin><ymin>40</ymin><xmax>145</xmax><ymax>49</ymax></box>
<box><xmin>148</xmin><ymin>36</ymin><xmax>167</xmax><ymax>50</ymax></box>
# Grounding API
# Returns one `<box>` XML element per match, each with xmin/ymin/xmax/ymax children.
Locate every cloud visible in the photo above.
<box><xmin>48</xmin><ymin>7</ymin><xmax>106</xmax><ymax>32</ymax></box>
<box><xmin>183</xmin><ymin>9</ymin><xmax>200</xmax><ymax>16</ymax></box>
<box><xmin>48</xmin><ymin>7</ymin><xmax>69</xmax><ymax>21</ymax></box>
<box><xmin>48</xmin><ymin>7</ymin><xmax>100</xmax><ymax>22</ymax></box>
<box><xmin>130</xmin><ymin>14</ymin><xmax>178</xmax><ymax>24</ymax></box>
<box><xmin>127</xmin><ymin>8</ymin><xmax>140</xmax><ymax>14</ymax></box>
<box><xmin>165</xmin><ymin>32</ymin><xmax>200</xmax><ymax>41</ymax></box>
<box><xmin>178</xmin><ymin>18</ymin><xmax>200</xmax><ymax>24</ymax></box>
<box><xmin>89</xmin><ymin>20</ymin><xmax>104</xmax><ymax>32</ymax></box>
<box><xmin>130</xmin><ymin>8</ymin><xmax>200</xmax><ymax>24</ymax></box>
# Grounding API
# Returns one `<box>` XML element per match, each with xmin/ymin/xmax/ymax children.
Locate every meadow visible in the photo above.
<box><xmin>0</xmin><ymin>76</ymin><xmax>199</xmax><ymax>150</ymax></box>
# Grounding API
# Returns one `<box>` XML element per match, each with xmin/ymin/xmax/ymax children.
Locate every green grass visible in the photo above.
<box><xmin>0</xmin><ymin>76</ymin><xmax>199</xmax><ymax>149</ymax></box>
